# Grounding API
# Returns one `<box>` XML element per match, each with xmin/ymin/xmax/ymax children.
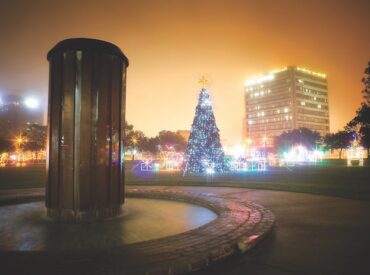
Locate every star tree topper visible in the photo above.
<box><xmin>199</xmin><ymin>76</ymin><xmax>208</xmax><ymax>88</ymax></box>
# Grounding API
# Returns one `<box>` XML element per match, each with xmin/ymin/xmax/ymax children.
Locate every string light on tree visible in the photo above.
<box><xmin>183</xmin><ymin>77</ymin><xmax>225</xmax><ymax>174</ymax></box>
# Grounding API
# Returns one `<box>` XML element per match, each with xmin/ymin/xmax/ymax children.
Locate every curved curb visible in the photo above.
<box><xmin>0</xmin><ymin>187</ymin><xmax>275</xmax><ymax>275</ymax></box>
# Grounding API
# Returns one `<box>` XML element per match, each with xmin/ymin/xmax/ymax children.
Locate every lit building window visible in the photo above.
<box><xmin>284</xmin><ymin>107</ymin><xmax>289</xmax><ymax>113</ymax></box>
<box><xmin>318</xmin><ymin>104</ymin><xmax>322</xmax><ymax>109</ymax></box>
<box><xmin>301</xmin><ymin>101</ymin><xmax>306</xmax><ymax>106</ymax></box>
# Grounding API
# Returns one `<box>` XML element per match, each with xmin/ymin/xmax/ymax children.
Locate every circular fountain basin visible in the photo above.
<box><xmin>0</xmin><ymin>198</ymin><xmax>217</xmax><ymax>251</ymax></box>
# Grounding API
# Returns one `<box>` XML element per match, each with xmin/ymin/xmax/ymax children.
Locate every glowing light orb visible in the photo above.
<box><xmin>206</xmin><ymin>167</ymin><xmax>215</xmax><ymax>174</ymax></box>
<box><xmin>24</xmin><ymin>98</ymin><xmax>39</xmax><ymax>109</ymax></box>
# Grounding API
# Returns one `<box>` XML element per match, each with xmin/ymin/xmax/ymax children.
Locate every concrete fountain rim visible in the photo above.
<box><xmin>0</xmin><ymin>186</ymin><xmax>275</xmax><ymax>275</ymax></box>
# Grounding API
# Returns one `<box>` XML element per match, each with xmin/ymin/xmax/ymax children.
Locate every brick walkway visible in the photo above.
<box><xmin>0</xmin><ymin>187</ymin><xmax>274</xmax><ymax>275</ymax></box>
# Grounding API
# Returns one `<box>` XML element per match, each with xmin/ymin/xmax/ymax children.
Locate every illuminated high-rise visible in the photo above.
<box><xmin>244</xmin><ymin>66</ymin><xmax>330</xmax><ymax>146</ymax></box>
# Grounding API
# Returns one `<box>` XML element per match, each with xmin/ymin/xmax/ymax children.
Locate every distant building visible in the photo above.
<box><xmin>0</xmin><ymin>94</ymin><xmax>44</xmax><ymax>139</ymax></box>
<box><xmin>244</xmin><ymin>66</ymin><xmax>330</xmax><ymax>146</ymax></box>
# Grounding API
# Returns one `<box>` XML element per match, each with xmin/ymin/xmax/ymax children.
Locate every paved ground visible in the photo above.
<box><xmin>172</xmin><ymin>186</ymin><xmax>370</xmax><ymax>275</ymax></box>
<box><xmin>1</xmin><ymin>186</ymin><xmax>370</xmax><ymax>274</ymax></box>
<box><xmin>0</xmin><ymin>187</ymin><xmax>274</xmax><ymax>275</ymax></box>
<box><xmin>0</xmin><ymin>198</ymin><xmax>217</xmax><ymax>250</ymax></box>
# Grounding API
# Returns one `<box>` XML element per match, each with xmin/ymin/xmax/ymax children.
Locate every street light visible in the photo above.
<box><xmin>14</xmin><ymin>135</ymin><xmax>26</xmax><ymax>150</ymax></box>
<box><xmin>24</xmin><ymin>97</ymin><xmax>39</xmax><ymax>109</ymax></box>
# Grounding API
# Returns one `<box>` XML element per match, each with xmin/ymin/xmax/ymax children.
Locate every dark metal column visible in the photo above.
<box><xmin>46</xmin><ymin>38</ymin><xmax>129</xmax><ymax>221</ymax></box>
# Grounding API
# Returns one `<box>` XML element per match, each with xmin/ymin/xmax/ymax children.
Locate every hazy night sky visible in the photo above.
<box><xmin>0</xmin><ymin>0</ymin><xmax>369</xmax><ymax>143</ymax></box>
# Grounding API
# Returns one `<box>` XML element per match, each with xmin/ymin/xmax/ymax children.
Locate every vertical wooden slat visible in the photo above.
<box><xmin>90</xmin><ymin>52</ymin><xmax>100</xmax><ymax>212</ymax></box>
<box><xmin>95</xmin><ymin>53</ymin><xmax>110</xmax><ymax>208</ymax></box>
<box><xmin>107</xmin><ymin>56</ymin><xmax>113</xmax><ymax>208</ymax></box>
<box><xmin>74</xmin><ymin>51</ymin><xmax>82</xmax><ymax>212</ymax></box>
<box><xmin>120</xmin><ymin>66</ymin><xmax>127</xmax><ymax>204</ymax></box>
<box><xmin>78</xmin><ymin>51</ymin><xmax>93</xmax><ymax>211</ymax></box>
<box><xmin>47</xmin><ymin>52</ymin><xmax>63</xmax><ymax>208</ymax></box>
<box><xmin>110</xmin><ymin>55</ymin><xmax>121</xmax><ymax>204</ymax></box>
<box><xmin>61</xmin><ymin>51</ymin><xmax>76</xmax><ymax>209</ymax></box>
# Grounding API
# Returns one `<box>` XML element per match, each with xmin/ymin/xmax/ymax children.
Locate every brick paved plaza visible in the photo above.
<box><xmin>0</xmin><ymin>186</ymin><xmax>274</xmax><ymax>274</ymax></box>
<box><xmin>1</xmin><ymin>182</ymin><xmax>370</xmax><ymax>274</ymax></box>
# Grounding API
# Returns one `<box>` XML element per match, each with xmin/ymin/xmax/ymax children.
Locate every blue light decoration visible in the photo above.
<box><xmin>183</xmin><ymin>88</ymin><xmax>225</xmax><ymax>174</ymax></box>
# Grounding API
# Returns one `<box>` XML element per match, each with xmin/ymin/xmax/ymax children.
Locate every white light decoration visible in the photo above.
<box><xmin>24</xmin><ymin>97</ymin><xmax>39</xmax><ymax>109</ymax></box>
<box><xmin>346</xmin><ymin>142</ymin><xmax>365</xmax><ymax>166</ymax></box>
<box><xmin>227</xmin><ymin>146</ymin><xmax>267</xmax><ymax>172</ymax></box>
<box><xmin>140</xmin><ymin>151</ymin><xmax>184</xmax><ymax>172</ymax></box>
<box><xmin>282</xmin><ymin>145</ymin><xmax>323</xmax><ymax>165</ymax></box>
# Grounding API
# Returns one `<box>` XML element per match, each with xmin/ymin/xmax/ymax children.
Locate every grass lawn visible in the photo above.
<box><xmin>0</xmin><ymin>160</ymin><xmax>369</xmax><ymax>201</ymax></box>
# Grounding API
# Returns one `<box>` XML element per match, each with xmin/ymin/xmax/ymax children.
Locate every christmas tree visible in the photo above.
<box><xmin>184</xmin><ymin>81</ymin><xmax>225</xmax><ymax>174</ymax></box>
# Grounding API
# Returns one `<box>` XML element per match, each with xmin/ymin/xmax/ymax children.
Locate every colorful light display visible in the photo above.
<box><xmin>140</xmin><ymin>151</ymin><xmax>184</xmax><ymax>172</ymax></box>
<box><xmin>281</xmin><ymin>145</ymin><xmax>323</xmax><ymax>165</ymax></box>
<box><xmin>0</xmin><ymin>150</ymin><xmax>46</xmax><ymax>167</ymax></box>
<box><xmin>225</xmin><ymin>144</ymin><xmax>268</xmax><ymax>172</ymax></box>
<box><xmin>183</xmin><ymin>87</ymin><xmax>225</xmax><ymax>174</ymax></box>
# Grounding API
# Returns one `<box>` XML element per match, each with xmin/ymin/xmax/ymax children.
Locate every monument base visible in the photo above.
<box><xmin>47</xmin><ymin>206</ymin><xmax>123</xmax><ymax>222</ymax></box>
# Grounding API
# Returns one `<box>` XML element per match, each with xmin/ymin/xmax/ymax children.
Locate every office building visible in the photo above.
<box><xmin>245</xmin><ymin>66</ymin><xmax>330</xmax><ymax>146</ymax></box>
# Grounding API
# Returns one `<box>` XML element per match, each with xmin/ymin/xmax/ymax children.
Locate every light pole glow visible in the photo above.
<box><xmin>24</xmin><ymin>97</ymin><xmax>39</xmax><ymax>109</ymax></box>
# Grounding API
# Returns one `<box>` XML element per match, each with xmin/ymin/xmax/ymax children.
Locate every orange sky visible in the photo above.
<box><xmin>0</xmin><ymin>0</ymin><xmax>369</xmax><ymax>143</ymax></box>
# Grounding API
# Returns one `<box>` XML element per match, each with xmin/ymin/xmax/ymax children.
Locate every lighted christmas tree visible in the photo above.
<box><xmin>184</xmin><ymin>78</ymin><xmax>225</xmax><ymax>174</ymax></box>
